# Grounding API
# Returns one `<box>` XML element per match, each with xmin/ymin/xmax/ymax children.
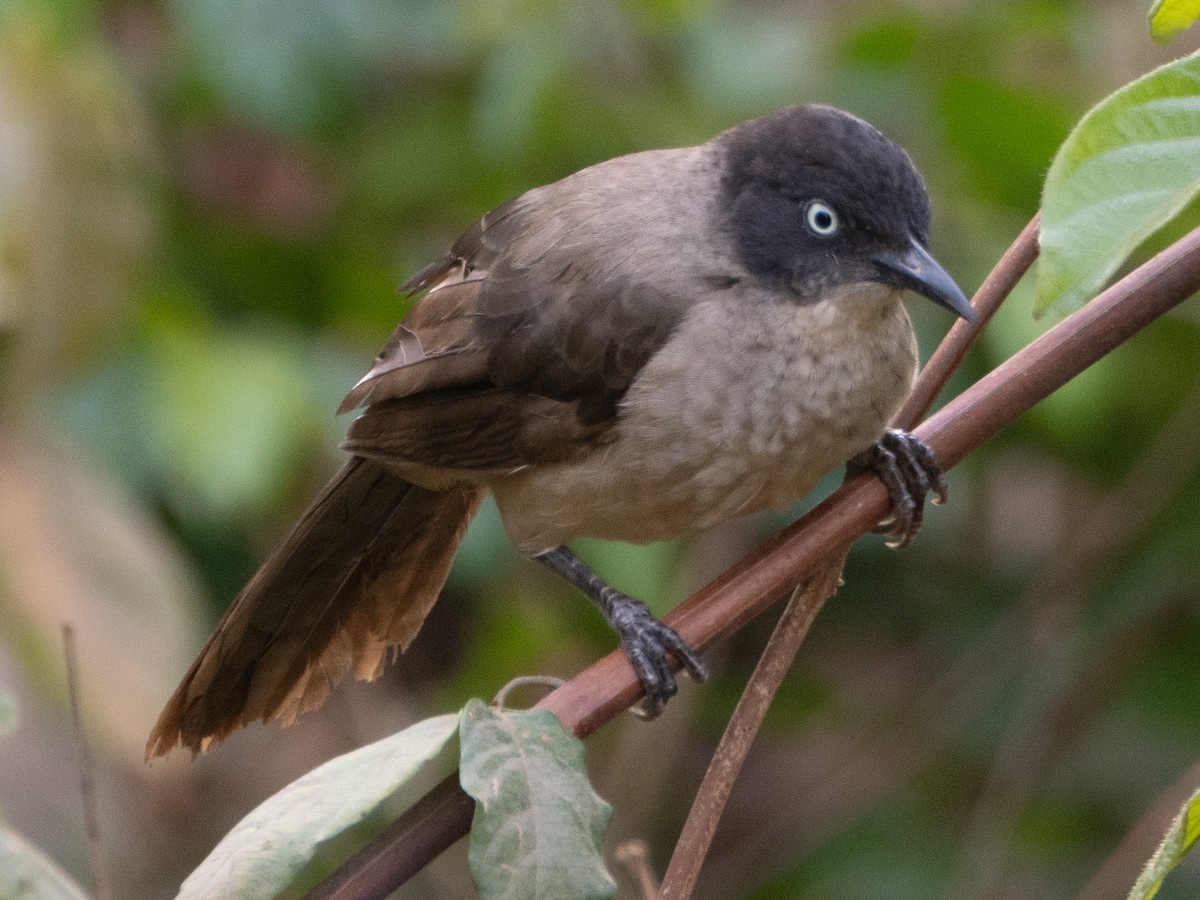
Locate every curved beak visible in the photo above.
<box><xmin>872</xmin><ymin>237</ymin><xmax>974</xmax><ymax>321</ymax></box>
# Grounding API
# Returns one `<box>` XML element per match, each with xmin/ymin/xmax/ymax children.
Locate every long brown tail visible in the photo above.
<box><xmin>146</xmin><ymin>458</ymin><xmax>481</xmax><ymax>757</ymax></box>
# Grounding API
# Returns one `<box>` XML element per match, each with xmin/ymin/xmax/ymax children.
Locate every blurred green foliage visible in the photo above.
<box><xmin>2</xmin><ymin>0</ymin><xmax>1200</xmax><ymax>898</ymax></box>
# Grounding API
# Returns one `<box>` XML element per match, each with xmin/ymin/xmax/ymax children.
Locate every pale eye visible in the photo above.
<box><xmin>805</xmin><ymin>200</ymin><xmax>839</xmax><ymax>237</ymax></box>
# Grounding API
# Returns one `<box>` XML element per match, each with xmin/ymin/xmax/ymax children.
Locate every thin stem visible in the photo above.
<box><xmin>895</xmin><ymin>212</ymin><xmax>1041</xmax><ymax>429</ymax></box>
<box><xmin>616</xmin><ymin>839</ymin><xmax>663</xmax><ymax>900</ymax></box>
<box><xmin>658</xmin><ymin>550</ymin><xmax>849</xmax><ymax>900</ymax></box>
<box><xmin>63</xmin><ymin>624</ymin><xmax>112</xmax><ymax>900</ymax></box>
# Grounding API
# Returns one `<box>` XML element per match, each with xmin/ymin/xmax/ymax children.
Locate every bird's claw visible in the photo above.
<box><xmin>606</xmin><ymin>594</ymin><xmax>708</xmax><ymax>718</ymax></box>
<box><xmin>849</xmin><ymin>429</ymin><xmax>947</xmax><ymax>549</ymax></box>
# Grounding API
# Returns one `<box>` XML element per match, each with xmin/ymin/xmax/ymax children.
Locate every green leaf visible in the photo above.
<box><xmin>1149</xmin><ymin>0</ymin><xmax>1200</xmax><ymax>45</ymax></box>
<box><xmin>1036</xmin><ymin>55</ymin><xmax>1200</xmax><ymax>316</ymax></box>
<box><xmin>459</xmin><ymin>699</ymin><xmax>615</xmax><ymax>900</ymax></box>
<box><xmin>178</xmin><ymin>713</ymin><xmax>460</xmax><ymax>900</ymax></box>
<box><xmin>0</xmin><ymin>826</ymin><xmax>91</xmax><ymax>900</ymax></box>
<box><xmin>1127</xmin><ymin>786</ymin><xmax>1200</xmax><ymax>900</ymax></box>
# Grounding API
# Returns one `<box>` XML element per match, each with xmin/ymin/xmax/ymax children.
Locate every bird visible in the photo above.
<box><xmin>146</xmin><ymin>104</ymin><xmax>973</xmax><ymax>757</ymax></box>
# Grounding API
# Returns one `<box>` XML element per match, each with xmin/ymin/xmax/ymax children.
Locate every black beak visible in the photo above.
<box><xmin>872</xmin><ymin>237</ymin><xmax>975</xmax><ymax>321</ymax></box>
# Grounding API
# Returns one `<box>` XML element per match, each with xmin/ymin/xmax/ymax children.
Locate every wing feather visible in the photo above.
<box><xmin>342</xmin><ymin>144</ymin><xmax>732</xmax><ymax>472</ymax></box>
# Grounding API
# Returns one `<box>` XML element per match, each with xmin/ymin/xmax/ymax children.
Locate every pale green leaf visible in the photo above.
<box><xmin>178</xmin><ymin>713</ymin><xmax>460</xmax><ymax>900</ymax></box>
<box><xmin>459</xmin><ymin>699</ymin><xmax>615</xmax><ymax>900</ymax></box>
<box><xmin>1127</xmin><ymin>786</ymin><xmax>1200</xmax><ymax>900</ymax></box>
<box><xmin>0</xmin><ymin>826</ymin><xmax>91</xmax><ymax>900</ymax></box>
<box><xmin>1149</xmin><ymin>0</ymin><xmax>1200</xmax><ymax>45</ymax></box>
<box><xmin>1036</xmin><ymin>55</ymin><xmax>1200</xmax><ymax>316</ymax></box>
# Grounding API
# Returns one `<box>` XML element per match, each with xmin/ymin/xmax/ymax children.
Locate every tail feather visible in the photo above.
<box><xmin>146</xmin><ymin>458</ymin><xmax>480</xmax><ymax>757</ymax></box>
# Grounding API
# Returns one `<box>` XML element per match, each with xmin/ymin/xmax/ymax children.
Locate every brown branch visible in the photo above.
<box><xmin>304</xmin><ymin>773</ymin><xmax>473</xmax><ymax>900</ymax></box>
<box><xmin>305</xmin><ymin>221</ymin><xmax>1200</xmax><ymax>899</ymax></box>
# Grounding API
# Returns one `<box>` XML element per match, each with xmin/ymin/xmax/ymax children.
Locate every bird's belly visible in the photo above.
<box><xmin>492</xmin><ymin>289</ymin><xmax>918</xmax><ymax>554</ymax></box>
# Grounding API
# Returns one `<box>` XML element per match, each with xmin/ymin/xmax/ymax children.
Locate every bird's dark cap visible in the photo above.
<box><xmin>719</xmin><ymin>105</ymin><xmax>932</xmax><ymax>247</ymax></box>
<box><xmin>714</xmin><ymin>104</ymin><xmax>972</xmax><ymax>312</ymax></box>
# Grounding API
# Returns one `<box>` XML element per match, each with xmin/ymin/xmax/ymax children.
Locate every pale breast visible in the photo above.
<box><xmin>491</xmin><ymin>282</ymin><xmax>918</xmax><ymax>553</ymax></box>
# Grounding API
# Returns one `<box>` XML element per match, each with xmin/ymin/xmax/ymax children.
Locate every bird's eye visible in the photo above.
<box><xmin>804</xmin><ymin>200</ymin><xmax>839</xmax><ymax>237</ymax></box>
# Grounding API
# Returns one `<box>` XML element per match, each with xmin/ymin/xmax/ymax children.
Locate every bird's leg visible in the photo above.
<box><xmin>533</xmin><ymin>545</ymin><xmax>708</xmax><ymax>716</ymax></box>
<box><xmin>847</xmin><ymin>429</ymin><xmax>948</xmax><ymax>550</ymax></box>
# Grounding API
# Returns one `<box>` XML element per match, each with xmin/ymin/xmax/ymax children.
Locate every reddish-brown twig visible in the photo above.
<box><xmin>658</xmin><ymin>550</ymin><xmax>850</xmax><ymax>900</ymax></box>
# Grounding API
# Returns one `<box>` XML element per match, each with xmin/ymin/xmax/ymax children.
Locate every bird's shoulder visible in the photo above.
<box><xmin>344</xmin><ymin>142</ymin><xmax>743</xmax><ymax>419</ymax></box>
<box><xmin>337</xmin><ymin>141</ymin><xmax>769</xmax><ymax>477</ymax></box>
<box><xmin>471</xmin><ymin>144</ymin><xmax>742</xmax><ymax>421</ymax></box>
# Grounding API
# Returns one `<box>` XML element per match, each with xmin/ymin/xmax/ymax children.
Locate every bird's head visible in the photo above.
<box><xmin>719</xmin><ymin>104</ymin><xmax>973</xmax><ymax>320</ymax></box>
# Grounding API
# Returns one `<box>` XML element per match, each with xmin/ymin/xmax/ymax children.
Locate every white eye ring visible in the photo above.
<box><xmin>805</xmin><ymin>200</ymin><xmax>839</xmax><ymax>237</ymax></box>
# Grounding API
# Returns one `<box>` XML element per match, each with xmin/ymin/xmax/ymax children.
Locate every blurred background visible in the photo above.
<box><xmin>1</xmin><ymin>0</ymin><xmax>1199</xmax><ymax>897</ymax></box>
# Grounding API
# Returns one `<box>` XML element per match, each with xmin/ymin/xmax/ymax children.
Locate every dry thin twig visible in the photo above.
<box><xmin>896</xmin><ymin>212</ymin><xmax>1041</xmax><ymax>429</ymax></box>
<box><xmin>616</xmin><ymin>839</ymin><xmax>663</xmax><ymax>900</ymax></box>
<box><xmin>304</xmin><ymin>221</ymin><xmax>1200</xmax><ymax>900</ymax></box>
<box><xmin>62</xmin><ymin>624</ymin><xmax>112</xmax><ymax>900</ymax></box>
<box><xmin>658</xmin><ymin>551</ymin><xmax>849</xmax><ymax>900</ymax></box>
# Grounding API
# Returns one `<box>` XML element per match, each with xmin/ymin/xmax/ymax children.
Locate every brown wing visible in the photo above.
<box><xmin>338</xmin><ymin>275</ymin><xmax>489</xmax><ymax>413</ymax></box>
<box><xmin>475</xmin><ymin>256</ymin><xmax>695</xmax><ymax>424</ymax></box>
<box><xmin>338</xmin><ymin>160</ymin><xmax>716</xmax><ymax>471</ymax></box>
<box><xmin>343</xmin><ymin>389</ymin><xmax>612</xmax><ymax>472</ymax></box>
<box><xmin>459</xmin><ymin>179</ymin><xmax>699</xmax><ymax>424</ymax></box>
